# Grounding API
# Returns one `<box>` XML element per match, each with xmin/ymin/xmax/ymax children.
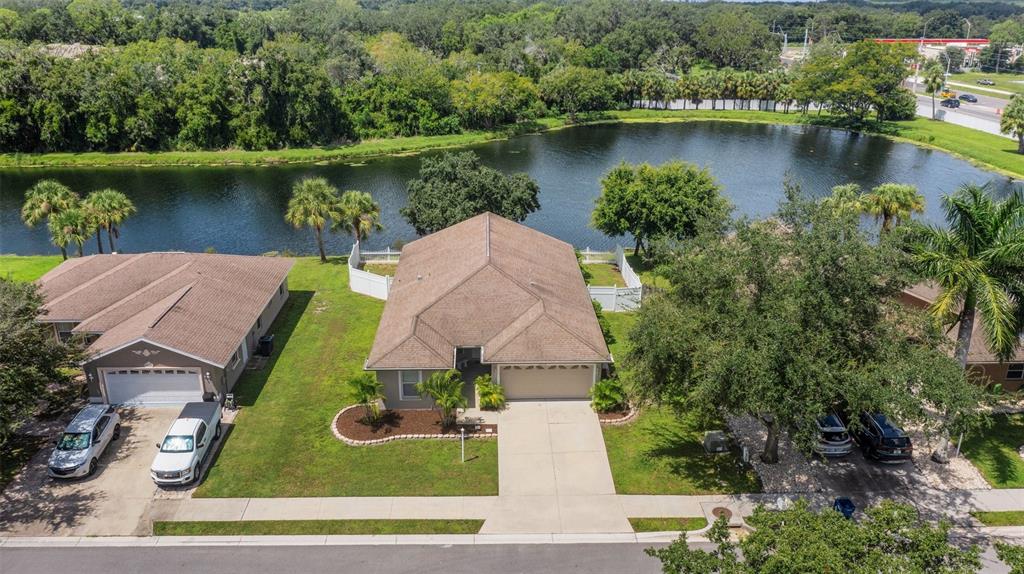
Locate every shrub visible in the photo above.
<box><xmin>347</xmin><ymin>372</ymin><xmax>385</xmax><ymax>423</ymax></box>
<box><xmin>590</xmin><ymin>376</ymin><xmax>627</xmax><ymax>413</ymax></box>
<box><xmin>475</xmin><ymin>374</ymin><xmax>505</xmax><ymax>410</ymax></box>
<box><xmin>416</xmin><ymin>369</ymin><xmax>467</xmax><ymax>426</ymax></box>
<box><xmin>592</xmin><ymin>300</ymin><xmax>615</xmax><ymax>345</ymax></box>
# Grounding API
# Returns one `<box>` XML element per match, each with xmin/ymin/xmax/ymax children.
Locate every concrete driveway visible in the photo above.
<box><xmin>481</xmin><ymin>401</ymin><xmax>631</xmax><ymax>534</ymax></box>
<box><xmin>0</xmin><ymin>407</ymin><xmax>178</xmax><ymax>536</ymax></box>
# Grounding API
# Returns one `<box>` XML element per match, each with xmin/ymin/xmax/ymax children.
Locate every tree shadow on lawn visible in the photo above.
<box><xmin>230</xmin><ymin>290</ymin><xmax>314</xmax><ymax>408</ymax></box>
<box><xmin>641</xmin><ymin>422</ymin><xmax>762</xmax><ymax>494</ymax></box>
<box><xmin>962</xmin><ymin>414</ymin><xmax>1024</xmax><ymax>488</ymax></box>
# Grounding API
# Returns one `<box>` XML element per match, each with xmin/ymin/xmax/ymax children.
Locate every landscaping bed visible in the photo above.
<box><xmin>153</xmin><ymin>519</ymin><xmax>484</xmax><ymax>536</ymax></box>
<box><xmin>597</xmin><ymin>408</ymin><xmax>636</xmax><ymax>424</ymax></box>
<box><xmin>334</xmin><ymin>406</ymin><xmax>497</xmax><ymax>442</ymax></box>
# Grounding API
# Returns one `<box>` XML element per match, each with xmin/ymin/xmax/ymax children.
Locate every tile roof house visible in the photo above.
<box><xmin>37</xmin><ymin>253</ymin><xmax>293</xmax><ymax>405</ymax></box>
<box><xmin>366</xmin><ymin>213</ymin><xmax>612</xmax><ymax>408</ymax></box>
<box><xmin>900</xmin><ymin>283</ymin><xmax>1024</xmax><ymax>391</ymax></box>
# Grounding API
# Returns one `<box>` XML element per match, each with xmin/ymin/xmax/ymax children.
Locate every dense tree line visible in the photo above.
<box><xmin>0</xmin><ymin>0</ymin><xmax>1014</xmax><ymax>153</ymax></box>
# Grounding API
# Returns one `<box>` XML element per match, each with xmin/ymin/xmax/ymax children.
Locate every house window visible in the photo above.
<box><xmin>229</xmin><ymin>349</ymin><xmax>241</xmax><ymax>369</ymax></box>
<box><xmin>256</xmin><ymin>317</ymin><xmax>262</xmax><ymax>330</ymax></box>
<box><xmin>399</xmin><ymin>370</ymin><xmax>421</xmax><ymax>400</ymax></box>
<box><xmin>1009</xmin><ymin>364</ymin><xmax>1024</xmax><ymax>380</ymax></box>
<box><xmin>279</xmin><ymin>282</ymin><xmax>285</xmax><ymax>296</ymax></box>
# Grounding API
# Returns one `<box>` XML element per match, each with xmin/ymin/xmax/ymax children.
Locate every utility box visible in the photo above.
<box><xmin>703</xmin><ymin>430</ymin><xmax>730</xmax><ymax>454</ymax></box>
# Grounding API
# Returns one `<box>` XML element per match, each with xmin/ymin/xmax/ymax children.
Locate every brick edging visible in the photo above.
<box><xmin>598</xmin><ymin>406</ymin><xmax>639</xmax><ymax>426</ymax></box>
<box><xmin>331</xmin><ymin>404</ymin><xmax>498</xmax><ymax>446</ymax></box>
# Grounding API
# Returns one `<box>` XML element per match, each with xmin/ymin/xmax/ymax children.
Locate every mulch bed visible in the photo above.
<box><xmin>597</xmin><ymin>409</ymin><xmax>632</xmax><ymax>422</ymax></box>
<box><xmin>335</xmin><ymin>408</ymin><xmax>497</xmax><ymax>441</ymax></box>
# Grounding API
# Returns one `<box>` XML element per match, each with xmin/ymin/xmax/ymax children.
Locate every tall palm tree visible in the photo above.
<box><xmin>47</xmin><ymin>209</ymin><xmax>90</xmax><ymax>260</ymax></box>
<box><xmin>332</xmin><ymin>190</ymin><xmax>383</xmax><ymax>245</ymax></box>
<box><xmin>285</xmin><ymin>177</ymin><xmax>341</xmax><ymax>263</ymax></box>
<box><xmin>911</xmin><ymin>184</ymin><xmax>1024</xmax><ymax>463</ymax></box>
<box><xmin>83</xmin><ymin>189</ymin><xmax>136</xmax><ymax>253</ymax></box>
<box><xmin>21</xmin><ymin>179</ymin><xmax>79</xmax><ymax>227</ymax></box>
<box><xmin>924</xmin><ymin>63</ymin><xmax>945</xmax><ymax>120</ymax></box>
<box><xmin>913</xmin><ymin>184</ymin><xmax>1024</xmax><ymax>368</ymax></box>
<box><xmin>860</xmin><ymin>183</ymin><xmax>925</xmax><ymax>233</ymax></box>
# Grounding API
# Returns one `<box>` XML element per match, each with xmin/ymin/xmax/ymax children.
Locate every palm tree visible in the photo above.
<box><xmin>821</xmin><ymin>183</ymin><xmax>864</xmax><ymax>215</ymax></box>
<box><xmin>913</xmin><ymin>184</ymin><xmax>1024</xmax><ymax>367</ymax></box>
<box><xmin>911</xmin><ymin>184</ymin><xmax>1024</xmax><ymax>462</ymax></box>
<box><xmin>285</xmin><ymin>177</ymin><xmax>341</xmax><ymax>263</ymax></box>
<box><xmin>47</xmin><ymin>209</ymin><xmax>90</xmax><ymax>260</ymax></box>
<box><xmin>333</xmin><ymin>191</ymin><xmax>383</xmax><ymax>245</ymax></box>
<box><xmin>860</xmin><ymin>183</ymin><xmax>925</xmax><ymax>233</ymax></box>
<box><xmin>83</xmin><ymin>189</ymin><xmax>136</xmax><ymax>253</ymax></box>
<box><xmin>415</xmin><ymin>369</ymin><xmax>467</xmax><ymax>427</ymax></box>
<box><xmin>924</xmin><ymin>63</ymin><xmax>945</xmax><ymax>120</ymax></box>
<box><xmin>347</xmin><ymin>373</ymin><xmax>386</xmax><ymax>423</ymax></box>
<box><xmin>21</xmin><ymin>179</ymin><xmax>79</xmax><ymax>226</ymax></box>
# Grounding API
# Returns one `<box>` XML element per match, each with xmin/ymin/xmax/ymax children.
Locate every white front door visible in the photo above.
<box><xmin>103</xmin><ymin>368</ymin><xmax>204</xmax><ymax>405</ymax></box>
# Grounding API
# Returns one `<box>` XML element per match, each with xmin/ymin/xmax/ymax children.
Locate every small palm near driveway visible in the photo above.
<box><xmin>481</xmin><ymin>401</ymin><xmax>632</xmax><ymax>534</ymax></box>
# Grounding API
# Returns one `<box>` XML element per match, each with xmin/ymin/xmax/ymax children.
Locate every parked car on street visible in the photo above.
<box><xmin>958</xmin><ymin>93</ymin><xmax>978</xmax><ymax>103</ymax></box>
<box><xmin>151</xmin><ymin>402</ymin><xmax>221</xmax><ymax>486</ymax></box>
<box><xmin>941</xmin><ymin>98</ymin><xmax>960</xmax><ymax>108</ymax></box>
<box><xmin>814</xmin><ymin>413</ymin><xmax>853</xmax><ymax>457</ymax></box>
<box><xmin>48</xmin><ymin>405</ymin><xmax>120</xmax><ymax>479</ymax></box>
<box><xmin>852</xmin><ymin>412</ymin><xmax>912</xmax><ymax>463</ymax></box>
<box><xmin>977</xmin><ymin>78</ymin><xmax>996</xmax><ymax>86</ymax></box>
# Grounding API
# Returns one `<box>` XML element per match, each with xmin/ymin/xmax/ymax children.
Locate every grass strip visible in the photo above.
<box><xmin>970</xmin><ymin>511</ymin><xmax>1024</xmax><ymax>527</ymax></box>
<box><xmin>152</xmin><ymin>519</ymin><xmax>484</xmax><ymax>536</ymax></box>
<box><xmin>629</xmin><ymin>517</ymin><xmax>709</xmax><ymax>532</ymax></box>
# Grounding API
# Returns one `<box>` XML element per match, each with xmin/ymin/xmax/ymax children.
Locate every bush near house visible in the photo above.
<box><xmin>475</xmin><ymin>374</ymin><xmax>505</xmax><ymax>410</ymax></box>
<box><xmin>590</xmin><ymin>377</ymin><xmax>628</xmax><ymax>413</ymax></box>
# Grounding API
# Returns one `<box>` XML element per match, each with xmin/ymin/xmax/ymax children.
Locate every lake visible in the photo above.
<box><xmin>0</xmin><ymin>122</ymin><xmax>1018</xmax><ymax>256</ymax></box>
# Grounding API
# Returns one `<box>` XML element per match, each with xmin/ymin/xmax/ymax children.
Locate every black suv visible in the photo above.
<box><xmin>853</xmin><ymin>413</ymin><xmax>912</xmax><ymax>463</ymax></box>
<box><xmin>941</xmin><ymin>98</ymin><xmax>960</xmax><ymax>109</ymax></box>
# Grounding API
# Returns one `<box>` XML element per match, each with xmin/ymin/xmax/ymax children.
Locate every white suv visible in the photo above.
<box><xmin>151</xmin><ymin>402</ymin><xmax>221</xmax><ymax>486</ymax></box>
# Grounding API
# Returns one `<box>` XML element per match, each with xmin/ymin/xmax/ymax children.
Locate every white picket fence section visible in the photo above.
<box><xmin>348</xmin><ymin>243</ymin><xmax>643</xmax><ymax>310</ymax></box>
<box><xmin>348</xmin><ymin>242</ymin><xmax>393</xmax><ymax>300</ymax></box>
<box><xmin>584</xmin><ymin>246</ymin><xmax>643</xmax><ymax>312</ymax></box>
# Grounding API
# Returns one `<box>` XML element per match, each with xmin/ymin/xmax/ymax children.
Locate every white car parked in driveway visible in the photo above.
<box><xmin>48</xmin><ymin>404</ymin><xmax>121</xmax><ymax>479</ymax></box>
<box><xmin>151</xmin><ymin>402</ymin><xmax>221</xmax><ymax>486</ymax></box>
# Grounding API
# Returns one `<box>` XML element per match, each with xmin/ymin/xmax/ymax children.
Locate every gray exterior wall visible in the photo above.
<box><xmin>83</xmin><ymin>277</ymin><xmax>290</xmax><ymax>402</ymax></box>
<box><xmin>375</xmin><ymin>368</ymin><xmax>477</xmax><ymax>410</ymax></box>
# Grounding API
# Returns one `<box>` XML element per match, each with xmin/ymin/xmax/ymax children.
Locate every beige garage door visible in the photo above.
<box><xmin>500</xmin><ymin>365</ymin><xmax>595</xmax><ymax>400</ymax></box>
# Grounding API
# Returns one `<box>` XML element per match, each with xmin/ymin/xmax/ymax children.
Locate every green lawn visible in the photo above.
<box><xmin>153</xmin><ymin>519</ymin><xmax>484</xmax><ymax>536</ymax></box>
<box><xmin>362</xmin><ymin>262</ymin><xmax>397</xmax><ymax>276</ymax></box>
<box><xmin>603</xmin><ymin>407</ymin><xmax>762</xmax><ymax>495</ymax></box>
<box><xmin>970</xmin><ymin>511</ymin><xmax>1024</xmax><ymax>527</ymax></box>
<box><xmin>0</xmin><ymin>255</ymin><xmax>63</xmax><ymax>282</ymax></box>
<box><xmin>196</xmin><ymin>258</ymin><xmax>498</xmax><ymax>497</ymax></box>
<box><xmin>583</xmin><ymin>263</ymin><xmax>626</xmax><ymax>286</ymax></box>
<box><xmin>603</xmin><ymin>312</ymin><xmax>637</xmax><ymax>362</ymax></box>
<box><xmin>961</xmin><ymin>413</ymin><xmax>1024</xmax><ymax>489</ymax></box>
<box><xmin>629</xmin><ymin>517</ymin><xmax>708</xmax><ymax>532</ymax></box>
<box><xmin>949</xmin><ymin>72</ymin><xmax>1022</xmax><ymax>97</ymax></box>
<box><xmin>893</xmin><ymin>116</ymin><xmax>1024</xmax><ymax>180</ymax></box>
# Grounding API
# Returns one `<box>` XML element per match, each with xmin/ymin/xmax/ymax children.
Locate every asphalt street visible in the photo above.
<box><xmin>0</xmin><ymin>541</ymin><xmax>1013</xmax><ymax>574</ymax></box>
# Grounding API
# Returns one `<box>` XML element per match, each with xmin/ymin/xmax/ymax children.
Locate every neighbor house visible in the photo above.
<box><xmin>900</xmin><ymin>283</ymin><xmax>1024</xmax><ymax>391</ymax></box>
<box><xmin>36</xmin><ymin>252</ymin><xmax>293</xmax><ymax>405</ymax></box>
<box><xmin>365</xmin><ymin>212</ymin><xmax>612</xmax><ymax>408</ymax></box>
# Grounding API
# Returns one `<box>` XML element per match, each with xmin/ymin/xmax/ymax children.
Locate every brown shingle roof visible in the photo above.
<box><xmin>902</xmin><ymin>282</ymin><xmax>1024</xmax><ymax>363</ymax></box>
<box><xmin>366</xmin><ymin>213</ymin><xmax>611</xmax><ymax>369</ymax></box>
<box><xmin>38</xmin><ymin>253</ymin><xmax>293</xmax><ymax>367</ymax></box>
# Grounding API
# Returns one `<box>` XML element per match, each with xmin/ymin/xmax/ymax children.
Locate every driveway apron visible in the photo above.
<box><xmin>481</xmin><ymin>401</ymin><xmax>631</xmax><ymax>534</ymax></box>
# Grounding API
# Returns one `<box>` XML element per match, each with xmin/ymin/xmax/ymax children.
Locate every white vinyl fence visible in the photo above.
<box><xmin>584</xmin><ymin>246</ymin><xmax>643</xmax><ymax>312</ymax></box>
<box><xmin>348</xmin><ymin>242</ymin><xmax>393</xmax><ymax>300</ymax></box>
<box><xmin>349</xmin><ymin>243</ymin><xmax>643</xmax><ymax>310</ymax></box>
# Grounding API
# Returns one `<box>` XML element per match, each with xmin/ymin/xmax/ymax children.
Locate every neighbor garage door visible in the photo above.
<box><xmin>103</xmin><ymin>368</ymin><xmax>204</xmax><ymax>405</ymax></box>
<box><xmin>500</xmin><ymin>365</ymin><xmax>595</xmax><ymax>400</ymax></box>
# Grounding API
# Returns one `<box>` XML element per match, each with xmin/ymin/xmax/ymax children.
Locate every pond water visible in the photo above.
<box><xmin>0</xmin><ymin>122</ymin><xmax>1018</xmax><ymax>256</ymax></box>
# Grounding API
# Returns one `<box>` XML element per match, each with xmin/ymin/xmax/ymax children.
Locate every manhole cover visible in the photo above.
<box><xmin>711</xmin><ymin>507</ymin><xmax>733</xmax><ymax>521</ymax></box>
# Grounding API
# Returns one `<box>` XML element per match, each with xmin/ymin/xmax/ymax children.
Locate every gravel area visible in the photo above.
<box><xmin>725</xmin><ymin>415</ymin><xmax>990</xmax><ymax>496</ymax></box>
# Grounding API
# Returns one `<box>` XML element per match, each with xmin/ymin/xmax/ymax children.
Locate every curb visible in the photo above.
<box><xmin>331</xmin><ymin>405</ymin><xmax>498</xmax><ymax>446</ymax></box>
<box><xmin>0</xmin><ymin>532</ymin><xmax>702</xmax><ymax>548</ymax></box>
